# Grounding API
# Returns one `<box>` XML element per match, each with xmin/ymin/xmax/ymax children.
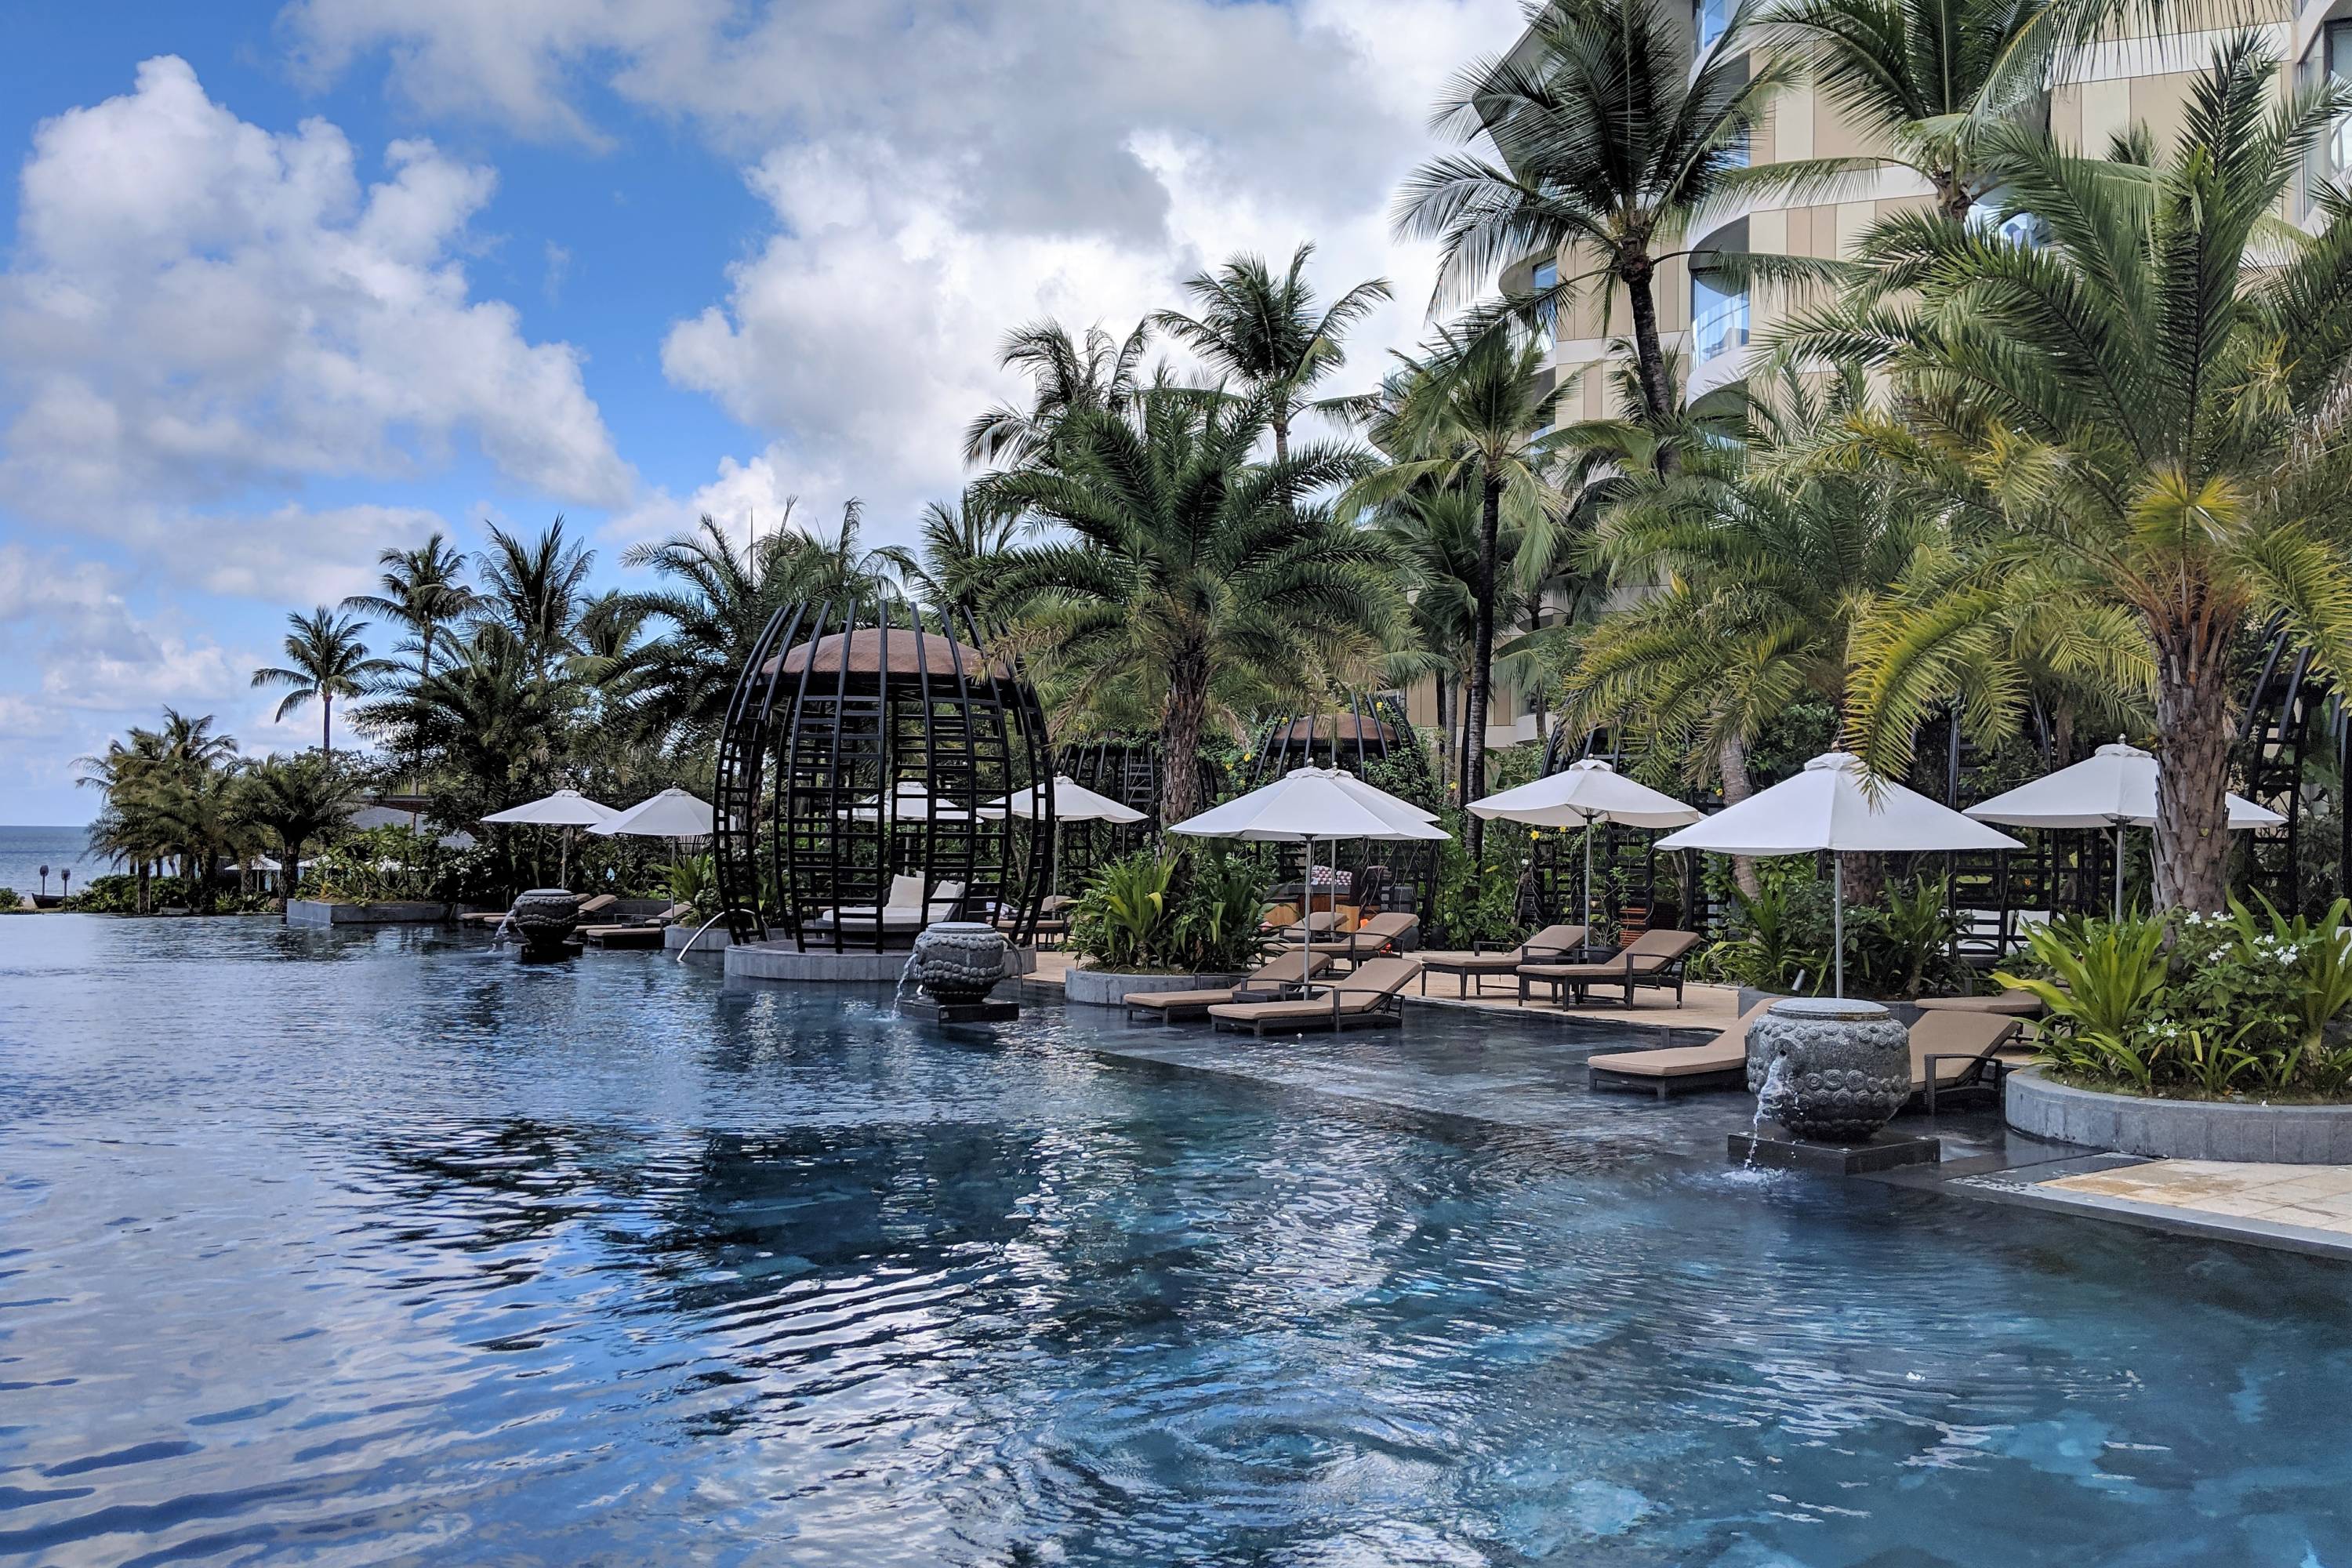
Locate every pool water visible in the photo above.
<box><xmin>2</xmin><ymin>916</ymin><xmax>2350</xmax><ymax>1566</ymax></box>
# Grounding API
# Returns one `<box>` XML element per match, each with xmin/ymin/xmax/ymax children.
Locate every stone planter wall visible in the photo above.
<box><xmin>2005</xmin><ymin>1067</ymin><xmax>2352</xmax><ymax>1164</ymax></box>
<box><xmin>1065</xmin><ymin>965</ymin><xmax>1243</xmax><ymax>1007</ymax></box>
<box><xmin>286</xmin><ymin>898</ymin><xmax>451</xmax><ymax>927</ymax></box>
<box><xmin>664</xmin><ymin>921</ymin><xmax>733</xmax><ymax>953</ymax></box>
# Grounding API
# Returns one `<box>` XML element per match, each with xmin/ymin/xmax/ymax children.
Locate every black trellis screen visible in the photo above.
<box><xmin>1242</xmin><ymin>692</ymin><xmax>1438</xmax><ymax>914</ymax></box>
<box><xmin>1054</xmin><ymin>737</ymin><xmax>1160</xmax><ymax>889</ymax></box>
<box><xmin>711</xmin><ymin>598</ymin><xmax>1054</xmax><ymax>951</ymax></box>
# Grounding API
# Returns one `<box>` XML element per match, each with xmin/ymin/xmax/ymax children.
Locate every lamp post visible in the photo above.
<box><xmin>38</xmin><ymin>865</ymin><xmax>49</xmax><ymax>897</ymax></box>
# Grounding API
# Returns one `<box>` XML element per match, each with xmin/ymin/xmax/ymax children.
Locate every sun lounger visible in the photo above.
<box><xmin>1123</xmin><ymin>953</ymin><xmax>1338</xmax><ymax>1022</ymax></box>
<box><xmin>804</xmin><ymin>874</ymin><xmax>966</xmax><ymax>938</ymax></box>
<box><xmin>1910</xmin><ymin>1011</ymin><xmax>2025</xmax><ymax>1112</ymax></box>
<box><xmin>995</xmin><ymin>894</ymin><xmax>1071</xmax><ymax>946</ymax></box>
<box><xmin>1587</xmin><ymin>1000</ymin><xmax>1777</xmax><ymax>1098</ymax></box>
<box><xmin>1417</xmin><ymin>924</ymin><xmax>1588</xmax><ymax>996</ymax></box>
<box><xmin>1288</xmin><ymin>911</ymin><xmax>1417</xmax><ymax>967</ymax></box>
<box><xmin>1207</xmin><ymin>956</ymin><xmax>1422</xmax><ymax>1036</ymax></box>
<box><xmin>1518</xmin><ymin>928</ymin><xmax>1703</xmax><ymax>1008</ymax></box>
<box><xmin>1915</xmin><ymin>989</ymin><xmax>2045</xmax><ymax>1017</ymax></box>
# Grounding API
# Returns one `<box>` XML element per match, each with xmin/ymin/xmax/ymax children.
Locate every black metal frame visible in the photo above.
<box><xmin>712</xmin><ymin>599</ymin><xmax>1054</xmax><ymax>951</ymax></box>
<box><xmin>1053</xmin><ymin>735</ymin><xmax>1160</xmax><ymax>889</ymax></box>
<box><xmin>1243</xmin><ymin>692</ymin><xmax>1439</xmax><ymax>914</ymax></box>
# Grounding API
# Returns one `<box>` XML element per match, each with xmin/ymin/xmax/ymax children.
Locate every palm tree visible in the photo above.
<box><xmin>343</xmin><ymin>531</ymin><xmax>474</xmax><ymax>797</ymax></box>
<box><xmin>1371</xmin><ymin>483</ymin><xmax>1485</xmax><ymax>793</ymax></box>
<box><xmin>236</xmin><ymin>753</ymin><xmax>352</xmax><ymax>910</ymax></box>
<box><xmin>1152</xmin><ymin>245</ymin><xmax>1392</xmax><ymax>467</ymax></box>
<box><xmin>1397</xmin><ymin>0</ymin><xmax>1846</xmax><ymax>430</ymax></box>
<box><xmin>1348</xmin><ymin>324</ymin><xmax>1572</xmax><ymax>854</ymax></box>
<box><xmin>1762</xmin><ymin>0</ymin><xmax>2172</xmax><ymax>222</ymax></box>
<box><xmin>964</xmin><ymin>319</ymin><xmax>1152</xmax><ymax>469</ymax></box>
<box><xmin>474</xmin><ymin>518</ymin><xmax>595</xmax><ymax>686</ymax></box>
<box><xmin>977</xmin><ymin>389</ymin><xmax>1397</xmax><ymax>820</ymax></box>
<box><xmin>252</xmin><ymin>608</ymin><xmax>394</xmax><ymax>756</ymax></box>
<box><xmin>898</xmin><ymin>495</ymin><xmax>1025</xmax><ymax>612</ymax></box>
<box><xmin>1780</xmin><ymin>36</ymin><xmax>2352</xmax><ymax>909</ymax></box>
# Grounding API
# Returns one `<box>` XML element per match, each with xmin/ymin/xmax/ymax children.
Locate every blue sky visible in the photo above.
<box><xmin>0</xmin><ymin>0</ymin><xmax>1516</xmax><ymax>822</ymax></box>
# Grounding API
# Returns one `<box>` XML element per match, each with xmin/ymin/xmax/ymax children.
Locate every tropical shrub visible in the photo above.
<box><xmin>309</xmin><ymin>826</ymin><xmax>458</xmax><ymax>904</ymax></box>
<box><xmin>1702</xmin><ymin>880</ymin><xmax>1823</xmax><ymax>992</ymax></box>
<box><xmin>1997</xmin><ymin>902</ymin><xmax>2352</xmax><ymax>1098</ymax></box>
<box><xmin>1069</xmin><ymin>848</ymin><xmax>1277</xmax><ymax>975</ymax></box>
<box><xmin>666</xmin><ymin>854</ymin><xmax>716</xmax><ymax>913</ymax></box>
<box><xmin>0</xmin><ymin>887</ymin><xmax>20</xmax><ymax>912</ymax></box>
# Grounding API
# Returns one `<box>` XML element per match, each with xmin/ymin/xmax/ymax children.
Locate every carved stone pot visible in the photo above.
<box><xmin>1745</xmin><ymin>997</ymin><xmax>1911</xmax><ymax>1143</ymax></box>
<box><xmin>910</xmin><ymin>921</ymin><xmax>1009</xmax><ymax>1004</ymax></box>
<box><xmin>508</xmin><ymin>887</ymin><xmax>582</xmax><ymax>958</ymax></box>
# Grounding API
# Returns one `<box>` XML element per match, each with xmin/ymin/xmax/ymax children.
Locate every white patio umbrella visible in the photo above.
<box><xmin>587</xmin><ymin>786</ymin><xmax>717</xmax><ymax>873</ymax></box>
<box><xmin>1168</xmin><ymin>765</ymin><xmax>1450</xmax><ymax>985</ymax></box>
<box><xmin>1470</xmin><ymin>760</ymin><xmax>1700</xmax><ymax>930</ymax></box>
<box><xmin>1965</xmin><ymin>739</ymin><xmax>2284</xmax><ymax>920</ymax></box>
<box><xmin>981</xmin><ymin>775</ymin><xmax>1145</xmax><ymax>895</ymax></box>
<box><xmin>481</xmin><ymin>789</ymin><xmax>616</xmax><ymax>884</ymax></box>
<box><xmin>1658</xmin><ymin>752</ymin><xmax>2024</xmax><ymax>997</ymax></box>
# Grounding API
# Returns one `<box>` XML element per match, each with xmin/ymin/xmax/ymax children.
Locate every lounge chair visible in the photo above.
<box><xmin>1517</xmin><ymin>928</ymin><xmax>1704</xmax><ymax>1008</ymax></box>
<box><xmin>995</xmin><ymin>893</ymin><xmax>1072</xmax><ymax>946</ymax></box>
<box><xmin>1910</xmin><ymin>1011</ymin><xmax>2025</xmax><ymax>1112</ymax></box>
<box><xmin>1587</xmin><ymin>1000</ymin><xmax>1777</xmax><ymax>1098</ymax></box>
<box><xmin>1915</xmin><ymin>989</ymin><xmax>2045</xmax><ymax>1017</ymax></box>
<box><xmin>1123</xmin><ymin>953</ymin><xmax>1337</xmax><ymax>1022</ymax></box>
<box><xmin>1207</xmin><ymin>956</ymin><xmax>1423</xmax><ymax>1036</ymax></box>
<box><xmin>804</xmin><ymin>874</ymin><xmax>965</xmax><ymax>939</ymax></box>
<box><xmin>578</xmin><ymin>902</ymin><xmax>694</xmax><ymax>949</ymax></box>
<box><xmin>1417</xmin><ymin>924</ymin><xmax>1588</xmax><ymax>996</ymax></box>
<box><xmin>1290</xmin><ymin>911</ymin><xmax>1417</xmax><ymax>967</ymax></box>
<box><xmin>1272</xmin><ymin>909</ymin><xmax>1345</xmax><ymax>942</ymax></box>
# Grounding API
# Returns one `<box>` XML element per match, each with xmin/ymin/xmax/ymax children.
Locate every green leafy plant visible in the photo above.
<box><xmin>1168</xmin><ymin>850</ymin><xmax>1276</xmax><ymax>974</ymax></box>
<box><xmin>1704</xmin><ymin>880</ymin><xmax>1823</xmax><ymax>992</ymax></box>
<box><xmin>666</xmin><ymin>854</ymin><xmax>716</xmax><ymax>913</ymax></box>
<box><xmin>1069</xmin><ymin>850</ymin><xmax>1181</xmax><ymax>971</ymax></box>
<box><xmin>1996</xmin><ymin>916</ymin><xmax>2170</xmax><ymax>1044</ymax></box>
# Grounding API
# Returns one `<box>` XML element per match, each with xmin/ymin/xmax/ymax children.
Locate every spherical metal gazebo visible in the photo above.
<box><xmin>712</xmin><ymin>599</ymin><xmax>1054</xmax><ymax>952</ymax></box>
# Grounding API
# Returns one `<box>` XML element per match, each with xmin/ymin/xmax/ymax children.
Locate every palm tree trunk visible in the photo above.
<box><xmin>1463</xmin><ymin>467</ymin><xmax>1503</xmax><ymax>858</ymax></box>
<box><xmin>1434</xmin><ymin>674</ymin><xmax>1454</xmax><ymax>797</ymax></box>
<box><xmin>1621</xmin><ymin>258</ymin><xmax>1675</xmax><ymax>437</ymax></box>
<box><xmin>1719</xmin><ymin>731</ymin><xmax>1760</xmax><ymax>898</ymax></box>
<box><xmin>2153</xmin><ymin>624</ymin><xmax>2236</xmax><ymax>912</ymax></box>
<box><xmin>322</xmin><ymin>693</ymin><xmax>332</xmax><ymax>757</ymax></box>
<box><xmin>1162</xmin><ymin>650</ymin><xmax>1212</xmax><ymax>823</ymax></box>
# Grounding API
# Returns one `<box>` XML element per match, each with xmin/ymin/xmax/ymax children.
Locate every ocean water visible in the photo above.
<box><xmin>0</xmin><ymin>823</ymin><xmax>96</xmax><ymax>900</ymax></box>
<box><xmin>3</xmin><ymin>915</ymin><xmax>2350</xmax><ymax>1565</ymax></box>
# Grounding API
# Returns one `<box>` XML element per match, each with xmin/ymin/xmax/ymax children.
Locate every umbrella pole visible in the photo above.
<box><xmin>1302</xmin><ymin>834</ymin><xmax>1315</xmax><ymax>989</ymax></box>
<box><xmin>2114</xmin><ymin>823</ymin><xmax>2125</xmax><ymax>923</ymax></box>
<box><xmin>1582</xmin><ymin>820</ymin><xmax>1594</xmax><ymax>932</ymax></box>
<box><xmin>1833</xmin><ymin>856</ymin><xmax>1846</xmax><ymax>999</ymax></box>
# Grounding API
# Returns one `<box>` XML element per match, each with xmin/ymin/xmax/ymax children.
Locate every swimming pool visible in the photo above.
<box><xmin>2</xmin><ymin>916</ymin><xmax>2348</xmax><ymax>1564</ymax></box>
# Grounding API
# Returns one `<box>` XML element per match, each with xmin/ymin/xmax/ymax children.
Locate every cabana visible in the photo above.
<box><xmin>710</xmin><ymin>599</ymin><xmax>1054</xmax><ymax>966</ymax></box>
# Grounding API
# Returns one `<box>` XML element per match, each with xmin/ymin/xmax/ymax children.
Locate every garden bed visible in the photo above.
<box><xmin>2005</xmin><ymin>1069</ymin><xmax>2352</xmax><ymax>1164</ymax></box>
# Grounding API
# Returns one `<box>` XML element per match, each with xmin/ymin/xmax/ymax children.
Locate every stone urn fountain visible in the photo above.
<box><xmin>506</xmin><ymin>888</ymin><xmax>582</xmax><ymax>959</ymax></box>
<box><xmin>902</xmin><ymin>921</ymin><xmax>1018</xmax><ymax>1022</ymax></box>
<box><xmin>1733</xmin><ymin>997</ymin><xmax>1936</xmax><ymax>1171</ymax></box>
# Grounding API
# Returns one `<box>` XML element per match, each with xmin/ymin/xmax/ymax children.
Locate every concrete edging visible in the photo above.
<box><xmin>2005</xmin><ymin>1067</ymin><xmax>2352</xmax><ymax>1164</ymax></box>
<box><xmin>285</xmin><ymin>898</ymin><xmax>450</xmax><ymax>927</ymax></box>
<box><xmin>724</xmin><ymin>940</ymin><xmax>1040</xmax><ymax>984</ymax></box>
<box><xmin>1064</xmin><ymin>966</ymin><xmax>1242</xmax><ymax>1007</ymax></box>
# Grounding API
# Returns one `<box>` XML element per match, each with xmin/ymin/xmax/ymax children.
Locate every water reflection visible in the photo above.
<box><xmin>2</xmin><ymin>915</ymin><xmax>2350</xmax><ymax>1564</ymax></box>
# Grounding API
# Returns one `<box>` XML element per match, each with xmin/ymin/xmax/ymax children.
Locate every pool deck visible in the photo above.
<box><xmin>1018</xmin><ymin>955</ymin><xmax>2352</xmax><ymax>1263</ymax></box>
<box><xmin>1025</xmin><ymin>949</ymin><xmax>1737</xmax><ymax>1041</ymax></box>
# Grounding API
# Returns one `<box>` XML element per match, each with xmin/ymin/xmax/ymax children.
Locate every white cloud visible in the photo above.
<box><xmin>284</xmin><ymin>0</ymin><xmax>1525</xmax><ymax>535</ymax></box>
<box><xmin>0</xmin><ymin>55</ymin><xmax>632</xmax><ymax>544</ymax></box>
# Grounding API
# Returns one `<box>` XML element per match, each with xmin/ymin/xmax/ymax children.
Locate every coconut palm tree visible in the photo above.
<box><xmin>976</xmin><ymin>389</ymin><xmax>1397</xmax><ymax>820</ymax></box>
<box><xmin>343</xmin><ymin>532</ymin><xmax>474</xmax><ymax>794</ymax></box>
<box><xmin>964</xmin><ymin>319</ymin><xmax>1153</xmax><ymax>470</ymax></box>
<box><xmin>1347</xmin><ymin>324</ymin><xmax>1573</xmax><ymax>853</ymax></box>
<box><xmin>898</xmin><ymin>495</ymin><xmax>1025</xmax><ymax>612</ymax></box>
<box><xmin>1396</xmin><ymin>0</ymin><xmax>1850</xmax><ymax>430</ymax></box>
<box><xmin>1779</xmin><ymin>35</ymin><xmax>2352</xmax><ymax>909</ymax></box>
<box><xmin>474</xmin><ymin>518</ymin><xmax>594</xmax><ymax>687</ymax></box>
<box><xmin>252</xmin><ymin>608</ymin><xmax>394</xmax><ymax>756</ymax></box>
<box><xmin>1762</xmin><ymin>0</ymin><xmax>2073</xmax><ymax>220</ymax></box>
<box><xmin>1152</xmin><ymin>245</ymin><xmax>1392</xmax><ymax>468</ymax></box>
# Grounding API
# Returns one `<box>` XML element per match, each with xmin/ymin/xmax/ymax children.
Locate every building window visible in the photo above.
<box><xmin>1531</xmin><ymin>260</ymin><xmax>1559</xmax><ymax>345</ymax></box>
<box><xmin>1697</xmin><ymin>0</ymin><xmax>1731</xmax><ymax>53</ymax></box>
<box><xmin>1690</xmin><ymin>222</ymin><xmax>1749</xmax><ymax>368</ymax></box>
<box><xmin>2330</xmin><ymin>20</ymin><xmax>2352</xmax><ymax>174</ymax></box>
